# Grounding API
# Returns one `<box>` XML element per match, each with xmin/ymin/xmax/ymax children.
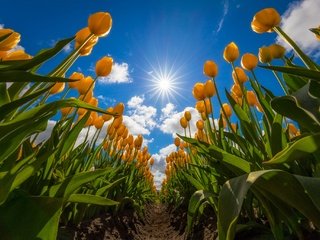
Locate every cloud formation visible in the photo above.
<box><xmin>277</xmin><ymin>0</ymin><xmax>320</xmax><ymax>57</ymax></box>
<box><xmin>98</xmin><ymin>62</ymin><xmax>132</xmax><ymax>84</ymax></box>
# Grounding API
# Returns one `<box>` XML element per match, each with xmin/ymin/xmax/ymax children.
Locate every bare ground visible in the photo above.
<box><xmin>59</xmin><ymin>204</ymin><xmax>216</xmax><ymax>240</ymax></box>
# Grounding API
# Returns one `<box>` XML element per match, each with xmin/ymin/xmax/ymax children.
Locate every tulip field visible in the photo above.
<box><xmin>0</xmin><ymin>5</ymin><xmax>320</xmax><ymax>240</ymax></box>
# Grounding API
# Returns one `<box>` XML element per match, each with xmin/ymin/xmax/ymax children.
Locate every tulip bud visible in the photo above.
<box><xmin>174</xmin><ymin>137</ymin><xmax>180</xmax><ymax>147</ymax></box>
<box><xmin>231</xmin><ymin>84</ymin><xmax>242</xmax><ymax>98</ymax></box>
<box><xmin>88</xmin><ymin>12</ymin><xmax>112</xmax><ymax>37</ymax></box>
<box><xmin>221</xmin><ymin>103</ymin><xmax>232</xmax><ymax>118</ymax></box>
<box><xmin>195</xmin><ymin>101</ymin><xmax>205</xmax><ymax>113</ymax></box>
<box><xmin>201</xmin><ymin>112</ymin><xmax>207</xmax><ymax>121</ymax></box>
<box><xmin>69</xmin><ymin>72</ymin><xmax>84</xmax><ymax>89</ymax></box>
<box><xmin>77</xmin><ymin>76</ymin><xmax>94</xmax><ymax>95</ymax></box>
<box><xmin>102</xmin><ymin>107</ymin><xmax>114</xmax><ymax>121</ymax></box>
<box><xmin>79</xmin><ymin>91</ymin><xmax>93</xmax><ymax>103</ymax></box>
<box><xmin>288</xmin><ymin>123</ymin><xmax>298</xmax><ymax>135</ymax></box>
<box><xmin>49</xmin><ymin>82</ymin><xmax>65</xmax><ymax>95</ymax></box>
<box><xmin>113</xmin><ymin>116</ymin><xmax>123</xmax><ymax>129</ymax></box>
<box><xmin>246</xmin><ymin>91</ymin><xmax>257</xmax><ymax>106</ymax></box>
<box><xmin>0</xmin><ymin>29</ymin><xmax>20</xmax><ymax>51</ymax></box>
<box><xmin>269</xmin><ymin>44</ymin><xmax>286</xmax><ymax>59</ymax></box>
<box><xmin>259</xmin><ymin>46</ymin><xmax>273</xmax><ymax>63</ymax></box>
<box><xmin>251</xmin><ymin>8</ymin><xmax>281</xmax><ymax>33</ymax></box>
<box><xmin>184</xmin><ymin>111</ymin><xmax>191</xmax><ymax>121</ymax></box>
<box><xmin>75</xmin><ymin>27</ymin><xmax>98</xmax><ymax>56</ymax></box>
<box><xmin>203</xmin><ymin>60</ymin><xmax>218</xmax><ymax>78</ymax></box>
<box><xmin>3</xmin><ymin>50</ymin><xmax>32</xmax><ymax>61</ymax></box>
<box><xmin>232</xmin><ymin>67</ymin><xmax>248</xmax><ymax>84</ymax></box>
<box><xmin>196</xmin><ymin>120</ymin><xmax>204</xmax><ymax>130</ymax></box>
<box><xmin>192</xmin><ymin>83</ymin><xmax>206</xmax><ymax>101</ymax></box>
<box><xmin>95</xmin><ymin>56</ymin><xmax>113</xmax><ymax>77</ymax></box>
<box><xmin>223</xmin><ymin>42</ymin><xmax>239</xmax><ymax>63</ymax></box>
<box><xmin>94</xmin><ymin>116</ymin><xmax>104</xmax><ymax>129</ymax></box>
<box><xmin>180</xmin><ymin>117</ymin><xmax>188</xmax><ymax>129</ymax></box>
<box><xmin>204</xmin><ymin>79</ymin><xmax>216</xmax><ymax>98</ymax></box>
<box><xmin>241</xmin><ymin>53</ymin><xmax>258</xmax><ymax>71</ymax></box>
<box><xmin>113</xmin><ymin>102</ymin><xmax>125</xmax><ymax>116</ymax></box>
<box><xmin>61</xmin><ymin>107</ymin><xmax>73</xmax><ymax>116</ymax></box>
<box><xmin>231</xmin><ymin>123</ymin><xmax>237</xmax><ymax>132</ymax></box>
<box><xmin>204</xmin><ymin>98</ymin><xmax>212</xmax><ymax>114</ymax></box>
<box><xmin>89</xmin><ymin>97</ymin><xmax>98</xmax><ymax>107</ymax></box>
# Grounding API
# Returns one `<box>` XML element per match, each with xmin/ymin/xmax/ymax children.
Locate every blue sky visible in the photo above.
<box><xmin>1</xmin><ymin>0</ymin><xmax>319</xmax><ymax>187</ymax></box>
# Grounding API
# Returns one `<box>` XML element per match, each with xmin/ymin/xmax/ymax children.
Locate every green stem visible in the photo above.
<box><xmin>267</xmin><ymin>62</ymin><xmax>288</xmax><ymax>95</ymax></box>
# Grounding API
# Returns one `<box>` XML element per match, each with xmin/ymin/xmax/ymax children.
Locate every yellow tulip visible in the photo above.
<box><xmin>192</xmin><ymin>82</ymin><xmax>206</xmax><ymax>101</ymax></box>
<box><xmin>93</xmin><ymin>116</ymin><xmax>104</xmax><ymax>129</ymax></box>
<box><xmin>180</xmin><ymin>117</ymin><xmax>188</xmax><ymax>129</ymax></box>
<box><xmin>89</xmin><ymin>97</ymin><xmax>98</xmax><ymax>107</ymax></box>
<box><xmin>221</xmin><ymin>103</ymin><xmax>232</xmax><ymax>118</ymax></box>
<box><xmin>102</xmin><ymin>107</ymin><xmax>114</xmax><ymax>121</ymax></box>
<box><xmin>49</xmin><ymin>82</ymin><xmax>65</xmax><ymax>94</ymax></box>
<box><xmin>241</xmin><ymin>53</ymin><xmax>258</xmax><ymax>71</ymax></box>
<box><xmin>223</xmin><ymin>42</ymin><xmax>239</xmax><ymax>63</ymax></box>
<box><xmin>251</xmin><ymin>8</ymin><xmax>281</xmax><ymax>33</ymax></box>
<box><xmin>113</xmin><ymin>115</ymin><xmax>123</xmax><ymax>129</ymax></box>
<box><xmin>203</xmin><ymin>60</ymin><xmax>218</xmax><ymax>78</ymax></box>
<box><xmin>204</xmin><ymin>79</ymin><xmax>216</xmax><ymax>98</ymax></box>
<box><xmin>231</xmin><ymin>84</ymin><xmax>242</xmax><ymax>98</ymax></box>
<box><xmin>77</xmin><ymin>76</ymin><xmax>94</xmax><ymax>95</ymax></box>
<box><xmin>196</xmin><ymin>120</ymin><xmax>204</xmax><ymax>130</ymax></box>
<box><xmin>79</xmin><ymin>91</ymin><xmax>93</xmax><ymax>103</ymax></box>
<box><xmin>231</xmin><ymin>123</ymin><xmax>237</xmax><ymax>132</ymax></box>
<box><xmin>61</xmin><ymin>107</ymin><xmax>73</xmax><ymax>116</ymax></box>
<box><xmin>195</xmin><ymin>101</ymin><xmax>205</xmax><ymax>113</ymax></box>
<box><xmin>269</xmin><ymin>44</ymin><xmax>286</xmax><ymax>59</ymax></box>
<box><xmin>95</xmin><ymin>56</ymin><xmax>113</xmax><ymax>77</ymax></box>
<box><xmin>0</xmin><ymin>29</ymin><xmax>20</xmax><ymax>51</ymax></box>
<box><xmin>288</xmin><ymin>123</ymin><xmax>298</xmax><ymax>135</ymax></box>
<box><xmin>68</xmin><ymin>72</ymin><xmax>84</xmax><ymax>89</ymax></box>
<box><xmin>184</xmin><ymin>111</ymin><xmax>191</xmax><ymax>121</ymax></box>
<box><xmin>174</xmin><ymin>137</ymin><xmax>180</xmax><ymax>147</ymax></box>
<box><xmin>3</xmin><ymin>50</ymin><xmax>32</xmax><ymax>61</ymax></box>
<box><xmin>75</xmin><ymin>27</ymin><xmax>98</xmax><ymax>56</ymax></box>
<box><xmin>259</xmin><ymin>46</ymin><xmax>273</xmax><ymax>63</ymax></box>
<box><xmin>113</xmin><ymin>102</ymin><xmax>125</xmax><ymax>116</ymax></box>
<box><xmin>246</xmin><ymin>91</ymin><xmax>257</xmax><ymax>106</ymax></box>
<box><xmin>232</xmin><ymin>67</ymin><xmax>248</xmax><ymax>84</ymax></box>
<box><xmin>88</xmin><ymin>12</ymin><xmax>112</xmax><ymax>37</ymax></box>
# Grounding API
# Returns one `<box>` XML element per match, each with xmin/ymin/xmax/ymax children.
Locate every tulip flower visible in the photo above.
<box><xmin>174</xmin><ymin>137</ymin><xmax>180</xmax><ymax>147</ymax></box>
<box><xmin>184</xmin><ymin>111</ymin><xmax>191</xmax><ymax>121</ymax></box>
<box><xmin>258</xmin><ymin>46</ymin><xmax>273</xmax><ymax>63</ymax></box>
<box><xmin>95</xmin><ymin>56</ymin><xmax>113</xmax><ymax>77</ymax></box>
<box><xmin>68</xmin><ymin>72</ymin><xmax>84</xmax><ymax>89</ymax></box>
<box><xmin>221</xmin><ymin>103</ymin><xmax>232</xmax><ymax>118</ymax></box>
<box><xmin>269</xmin><ymin>44</ymin><xmax>286</xmax><ymax>59</ymax></box>
<box><xmin>180</xmin><ymin>117</ymin><xmax>188</xmax><ymax>129</ymax></box>
<box><xmin>241</xmin><ymin>53</ymin><xmax>258</xmax><ymax>71</ymax></box>
<box><xmin>232</xmin><ymin>67</ymin><xmax>248</xmax><ymax>84</ymax></box>
<box><xmin>196</xmin><ymin>120</ymin><xmax>204</xmax><ymax>130</ymax></box>
<box><xmin>0</xmin><ymin>29</ymin><xmax>20</xmax><ymax>51</ymax></box>
<box><xmin>3</xmin><ymin>50</ymin><xmax>32</xmax><ymax>61</ymax></box>
<box><xmin>251</xmin><ymin>8</ymin><xmax>281</xmax><ymax>33</ymax></box>
<box><xmin>113</xmin><ymin>102</ymin><xmax>125</xmax><ymax>116</ymax></box>
<box><xmin>93</xmin><ymin>116</ymin><xmax>104</xmax><ymax>129</ymax></box>
<box><xmin>203</xmin><ymin>60</ymin><xmax>218</xmax><ymax>78</ymax></box>
<box><xmin>223</xmin><ymin>42</ymin><xmax>239</xmax><ymax>63</ymax></box>
<box><xmin>75</xmin><ymin>27</ymin><xmax>98</xmax><ymax>56</ymax></box>
<box><xmin>88</xmin><ymin>12</ymin><xmax>112</xmax><ymax>37</ymax></box>
<box><xmin>192</xmin><ymin>82</ymin><xmax>206</xmax><ymax>101</ymax></box>
<box><xmin>102</xmin><ymin>107</ymin><xmax>114</xmax><ymax>121</ymax></box>
<box><xmin>204</xmin><ymin>79</ymin><xmax>216</xmax><ymax>98</ymax></box>
<box><xmin>77</xmin><ymin>76</ymin><xmax>94</xmax><ymax>95</ymax></box>
<box><xmin>231</xmin><ymin>84</ymin><xmax>242</xmax><ymax>98</ymax></box>
<box><xmin>246</xmin><ymin>91</ymin><xmax>257</xmax><ymax>106</ymax></box>
<box><xmin>49</xmin><ymin>82</ymin><xmax>65</xmax><ymax>94</ymax></box>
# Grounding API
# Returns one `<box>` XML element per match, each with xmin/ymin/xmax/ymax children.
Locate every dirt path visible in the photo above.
<box><xmin>134</xmin><ymin>204</ymin><xmax>185</xmax><ymax>240</ymax></box>
<box><xmin>60</xmin><ymin>203</ymin><xmax>216</xmax><ymax>239</ymax></box>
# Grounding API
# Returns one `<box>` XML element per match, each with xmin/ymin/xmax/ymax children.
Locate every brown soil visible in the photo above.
<box><xmin>59</xmin><ymin>204</ymin><xmax>216</xmax><ymax>240</ymax></box>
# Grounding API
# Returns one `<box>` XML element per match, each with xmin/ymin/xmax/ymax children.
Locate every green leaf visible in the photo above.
<box><xmin>0</xmin><ymin>70</ymin><xmax>75</xmax><ymax>82</ymax></box>
<box><xmin>218</xmin><ymin>170</ymin><xmax>320</xmax><ymax>240</ymax></box>
<box><xmin>264</xmin><ymin>133</ymin><xmax>320</xmax><ymax>165</ymax></box>
<box><xmin>48</xmin><ymin>168</ymin><xmax>111</xmax><ymax>199</ymax></box>
<box><xmin>0</xmin><ymin>37</ymin><xmax>74</xmax><ymax>71</ymax></box>
<box><xmin>0</xmin><ymin>82</ymin><xmax>10</xmax><ymax>107</ymax></box>
<box><xmin>270</xmin><ymin>114</ymin><xmax>285</xmax><ymax>156</ymax></box>
<box><xmin>309</xmin><ymin>80</ymin><xmax>320</xmax><ymax>98</ymax></box>
<box><xmin>187</xmin><ymin>190</ymin><xmax>213</xmax><ymax>232</ymax></box>
<box><xmin>260</xmin><ymin>65</ymin><xmax>320</xmax><ymax>82</ymax></box>
<box><xmin>282</xmin><ymin>73</ymin><xmax>307</xmax><ymax>93</ymax></box>
<box><xmin>96</xmin><ymin>176</ymin><xmax>127</xmax><ymax>196</ymax></box>
<box><xmin>67</xmin><ymin>194</ymin><xmax>119</xmax><ymax>206</ymax></box>
<box><xmin>0</xmin><ymin>193</ymin><xmax>63</xmax><ymax>240</ymax></box>
<box><xmin>271</xmin><ymin>95</ymin><xmax>320</xmax><ymax>133</ymax></box>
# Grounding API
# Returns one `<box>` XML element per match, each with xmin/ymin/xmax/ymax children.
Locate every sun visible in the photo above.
<box><xmin>145</xmin><ymin>61</ymin><xmax>185</xmax><ymax>103</ymax></box>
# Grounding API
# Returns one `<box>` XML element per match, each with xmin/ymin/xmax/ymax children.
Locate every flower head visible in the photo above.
<box><xmin>251</xmin><ymin>8</ymin><xmax>281</xmax><ymax>33</ymax></box>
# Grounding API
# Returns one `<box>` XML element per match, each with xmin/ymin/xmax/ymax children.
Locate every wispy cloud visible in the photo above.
<box><xmin>98</xmin><ymin>62</ymin><xmax>132</xmax><ymax>84</ymax></box>
<box><xmin>215</xmin><ymin>0</ymin><xmax>229</xmax><ymax>33</ymax></box>
<box><xmin>276</xmin><ymin>0</ymin><xmax>320</xmax><ymax>58</ymax></box>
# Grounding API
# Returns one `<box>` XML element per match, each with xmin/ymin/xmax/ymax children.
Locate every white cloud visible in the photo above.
<box><xmin>159</xmin><ymin>104</ymin><xmax>201</xmax><ymax>138</ymax></box>
<box><xmin>34</xmin><ymin>120</ymin><xmax>57</xmax><ymax>144</ymax></box>
<box><xmin>63</xmin><ymin>42</ymin><xmax>72</xmax><ymax>53</ymax></box>
<box><xmin>124</xmin><ymin>95</ymin><xmax>157</xmax><ymax>136</ymax></box>
<box><xmin>276</xmin><ymin>0</ymin><xmax>320</xmax><ymax>57</ymax></box>
<box><xmin>160</xmin><ymin>102</ymin><xmax>177</xmax><ymax>120</ymax></box>
<box><xmin>98</xmin><ymin>62</ymin><xmax>132</xmax><ymax>84</ymax></box>
<box><xmin>0</xmin><ymin>24</ymin><xmax>4</xmax><ymax>29</ymax></box>
<box><xmin>97</xmin><ymin>95</ymin><xmax>116</xmax><ymax>107</ymax></box>
<box><xmin>215</xmin><ymin>0</ymin><xmax>229</xmax><ymax>33</ymax></box>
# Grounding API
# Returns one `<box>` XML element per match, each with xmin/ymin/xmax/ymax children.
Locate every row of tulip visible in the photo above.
<box><xmin>161</xmin><ymin>8</ymin><xmax>320</xmax><ymax>240</ymax></box>
<box><xmin>0</xmin><ymin>11</ymin><xmax>156</xmax><ymax>240</ymax></box>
